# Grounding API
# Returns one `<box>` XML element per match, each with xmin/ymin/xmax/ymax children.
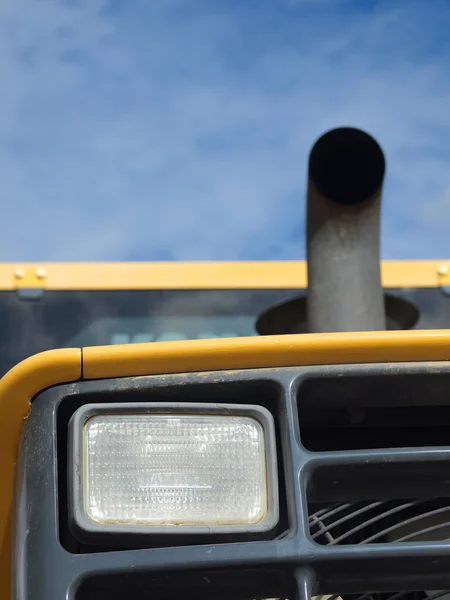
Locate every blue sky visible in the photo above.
<box><xmin>2</xmin><ymin>0</ymin><xmax>450</xmax><ymax>261</ymax></box>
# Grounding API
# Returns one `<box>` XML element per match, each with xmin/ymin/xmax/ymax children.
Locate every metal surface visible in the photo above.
<box><xmin>0</xmin><ymin>261</ymin><xmax>449</xmax><ymax>291</ymax></box>
<box><xmin>255</xmin><ymin>294</ymin><xmax>419</xmax><ymax>335</ymax></box>
<box><xmin>306</xmin><ymin>127</ymin><xmax>386</xmax><ymax>333</ymax></box>
<box><xmin>5</xmin><ymin>331</ymin><xmax>450</xmax><ymax>598</ymax></box>
<box><xmin>0</xmin><ymin>349</ymin><xmax>81</xmax><ymax>600</ymax></box>
<box><xmin>4</xmin><ymin>334</ymin><xmax>450</xmax><ymax>597</ymax></box>
<box><xmin>254</xmin><ymin>127</ymin><xmax>419</xmax><ymax>335</ymax></box>
<box><xmin>81</xmin><ymin>330</ymin><xmax>450</xmax><ymax>379</ymax></box>
<box><xmin>12</xmin><ymin>266</ymin><xmax>47</xmax><ymax>290</ymax></box>
<box><xmin>12</xmin><ymin>362</ymin><xmax>450</xmax><ymax>599</ymax></box>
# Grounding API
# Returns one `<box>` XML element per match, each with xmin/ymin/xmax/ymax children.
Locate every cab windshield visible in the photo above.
<box><xmin>0</xmin><ymin>287</ymin><xmax>449</xmax><ymax>377</ymax></box>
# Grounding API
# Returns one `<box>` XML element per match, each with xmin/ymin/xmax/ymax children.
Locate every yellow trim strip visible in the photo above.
<box><xmin>0</xmin><ymin>260</ymin><xmax>449</xmax><ymax>290</ymax></box>
<box><xmin>82</xmin><ymin>329</ymin><xmax>450</xmax><ymax>379</ymax></box>
<box><xmin>0</xmin><ymin>349</ymin><xmax>81</xmax><ymax>600</ymax></box>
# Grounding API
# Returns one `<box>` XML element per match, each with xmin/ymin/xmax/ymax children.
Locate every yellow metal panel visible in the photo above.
<box><xmin>0</xmin><ymin>260</ymin><xmax>449</xmax><ymax>290</ymax></box>
<box><xmin>438</xmin><ymin>264</ymin><xmax>450</xmax><ymax>286</ymax></box>
<box><xmin>2</xmin><ymin>261</ymin><xmax>306</xmax><ymax>290</ymax></box>
<box><xmin>0</xmin><ymin>349</ymin><xmax>81</xmax><ymax>600</ymax></box>
<box><xmin>10</xmin><ymin>266</ymin><xmax>48</xmax><ymax>289</ymax></box>
<box><xmin>82</xmin><ymin>329</ymin><xmax>450</xmax><ymax>380</ymax></box>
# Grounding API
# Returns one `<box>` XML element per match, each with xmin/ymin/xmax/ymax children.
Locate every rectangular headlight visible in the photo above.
<box><xmin>69</xmin><ymin>403</ymin><xmax>278</xmax><ymax>538</ymax></box>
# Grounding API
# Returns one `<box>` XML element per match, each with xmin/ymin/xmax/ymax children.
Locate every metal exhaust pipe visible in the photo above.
<box><xmin>255</xmin><ymin>126</ymin><xmax>419</xmax><ymax>336</ymax></box>
<box><xmin>306</xmin><ymin>127</ymin><xmax>386</xmax><ymax>333</ymax></box>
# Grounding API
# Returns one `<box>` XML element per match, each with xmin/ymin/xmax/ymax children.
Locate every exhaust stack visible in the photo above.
<box><xmin>306</xmin><ymin>127</ymin><xmax>386</xmax><ymax>333</ymax></box>
<box><xmin>255</xmin><ymin>126</ymin><xmax>419</xmax><ymax>336</ymax></box>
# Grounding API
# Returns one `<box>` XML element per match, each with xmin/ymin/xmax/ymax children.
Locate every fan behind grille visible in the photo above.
<box><xmin>309</xmin><ymin>499</ymin><xmax>450</xmax><ymax>545</ymax></box>
<box><xmin>307</xmin><ymin>500</ymin><xmax>450</xmax><ymax>600</ymax></box>
<box><xmin>320</xmin><ymin>593</ymin><xmax>450</xmax><ymax>600</ymax></box>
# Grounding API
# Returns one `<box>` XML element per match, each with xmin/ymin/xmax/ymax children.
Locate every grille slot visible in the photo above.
<box><xmin>297</xmin><ymin>372</ymin><xmax>450</xmax><ymax>451</ymax></box>
<box><xmin>323</xmin><ymin>594</ymin><xmax>450</xmax><ymax>600</ymax></box>
<box><xmin>309</xmin><ymin>499</ymin><xmax>450</xmax><ymax>545</ymax></box>
<box><xmin>307</xmin><ymin>458</ymin><xmax>450</xmax><ymax>547</ymax></box>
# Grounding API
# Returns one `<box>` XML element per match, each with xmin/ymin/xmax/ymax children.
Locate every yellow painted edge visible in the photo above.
<box><xmin>0</xmin><ymin>348</ymin><xmax>81</xmax><ymax>600</ymax></box>
<box><xmin>83</xmin><ymin>329</ymin><xmax>450</xmax><ymax>380</ymax></box>
<box><xmin>1</xmin><ymin>260</ymin><xmax>450</xmax><ymax>290</ymax></box>
<box><xmin>439</xmin><ymin>266</ymin><xmax>450</xmax><ymax>286</ymax></box>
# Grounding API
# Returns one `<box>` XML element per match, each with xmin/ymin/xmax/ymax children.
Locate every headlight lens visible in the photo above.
<box><xmin>82</xmin><ymin>412</ymin><xmax>270</xmax><ymax>528</ymax></box>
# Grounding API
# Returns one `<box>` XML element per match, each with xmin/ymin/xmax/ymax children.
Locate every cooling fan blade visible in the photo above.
<box><xmin>387</xmin><ymin>513</ymin><xmax>450</xmax><ymax>600</ymax></box>
<box><xmin>308</xmin><ymin>501</ymin><xmax>450</xmax><ymax>600</ymax></box>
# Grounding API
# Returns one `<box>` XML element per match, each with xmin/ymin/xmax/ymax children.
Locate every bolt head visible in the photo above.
<box><xmin>438</xmin><ymin>265</ymin><xmax>449</xmax><ymax>277</ymax></box>
<box><xmin>14</xmin><ymin>269</ymin><xmax>24</xmax><ymax>279</ymax></box>
<box><xmin>36</xmin><ymin>268</ymin><xmax>47</xmax><ymax>279</ymax></box>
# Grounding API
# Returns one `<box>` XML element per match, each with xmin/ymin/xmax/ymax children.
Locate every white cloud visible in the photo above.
<box><xmin>1</xmin><ymin>0</ymin><xmax>450</xmax><ymax>261</ymax></box>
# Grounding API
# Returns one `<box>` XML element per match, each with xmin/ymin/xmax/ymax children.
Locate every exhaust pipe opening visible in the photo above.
<box><xmin>309</xmin><ymin>127</ymin><xmax>386</xmax><ymax>206</ymax></box>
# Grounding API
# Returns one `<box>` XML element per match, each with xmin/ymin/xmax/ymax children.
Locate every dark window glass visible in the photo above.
<box><xmin>0</xmin><ymin>287</ymin><xmax>448</xmax><ymax>377</ymax></box>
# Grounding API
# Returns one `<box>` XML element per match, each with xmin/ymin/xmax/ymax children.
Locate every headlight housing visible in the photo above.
<box><xmin>68</xmin><ymin>403</ymin><xmax>279</xmax><ymax>541</ymax></box>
